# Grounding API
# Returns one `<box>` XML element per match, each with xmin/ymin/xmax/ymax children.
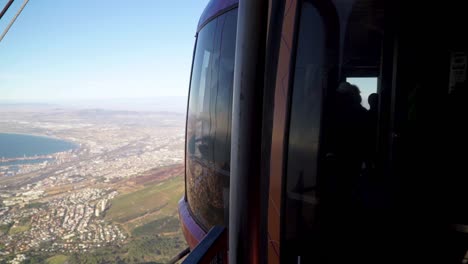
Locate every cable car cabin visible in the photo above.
<box><xmin>178</xmin><ymin>0</ymin><xmax>468</xmax><ymax>263</ymax></box>
<box><xmin>178</xmin><ymin>0</ymin><xmax>238</xmax><ymax>248</ymax></box>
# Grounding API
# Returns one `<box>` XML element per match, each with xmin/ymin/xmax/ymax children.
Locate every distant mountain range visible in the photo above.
<box><xmin>0</xmin><ymin>96</ymin><xmax>188</xmax><ymax>113</ymax></box>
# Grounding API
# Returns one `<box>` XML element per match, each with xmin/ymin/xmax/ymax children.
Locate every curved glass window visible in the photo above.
<box><xmin>186</xmin><ymin>9</ymin><xmax>237</xmax><ymax>230</ymax></box>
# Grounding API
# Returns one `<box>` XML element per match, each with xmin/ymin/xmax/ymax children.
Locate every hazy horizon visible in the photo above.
<box><xmin>0</xmin><ymin>96</ymin><xmax>188</xmax><ymax>113</ymax></box>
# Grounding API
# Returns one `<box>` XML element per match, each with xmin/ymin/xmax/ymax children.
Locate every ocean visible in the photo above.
<box><xmin>0</xmin><ymin>133</ymin><xmax>76</xmax><ymax>161</ymax></box>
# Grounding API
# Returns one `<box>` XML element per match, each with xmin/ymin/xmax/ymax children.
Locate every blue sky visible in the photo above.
<box><xmin>0</xmin><ymin>0</ymin><xmax>208</xmax><ymax>102</ymax></box>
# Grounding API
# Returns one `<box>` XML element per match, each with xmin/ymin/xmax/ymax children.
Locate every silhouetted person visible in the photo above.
<box><xmin>336</xmin><ymin>81</ymin><xmax>368</xmax><ymax>172</ymax></box>
<box><xmin>319</xmin><ymin>82</ymin><xmax>370</xmax><ymax>263</ymax></box>
<box><xmin>366</xmin><ymin>93</ymin><xmax>379</xmax><ymax>166</ymax></box>
<box><xmin>368</xmin><ymin>93</ymin><xmax>378</xmax><ymax>124</ymax></box>
<box><xmin>323</xmin><ymin>82</ymin><xmax>368</xmax><ymax>207</ymax></box>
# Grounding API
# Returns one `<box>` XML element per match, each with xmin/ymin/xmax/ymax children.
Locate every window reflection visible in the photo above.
<box><xmin>186</xmin><ymin>9</ymin><xmax>237</xmax><ymax>229</ymax></box>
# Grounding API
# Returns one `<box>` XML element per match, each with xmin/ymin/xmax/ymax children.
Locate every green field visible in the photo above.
<box><xmin>46</xmin><ymin>254</ymin><xmax>69</xmax><ymax>264</ymax></box>
<box><xmin>105</xmin><ymin>175</ymin><xmax>184</xmax><ymax>225</ymax></box>
<box><xmin>26</xmin><ymin>202</ymin><xmax>47</xmax><ymax>209</ymax></box>
<box><xmin>67</xmin><ymin>234</ymin><xmax>186</xmax><ymax>264</ymax></box>
<box><xmin>79</xmin><ymin>174</ymin><xmax>188</xmax><ymax>263</ymax></box>
<box><xmin>0</xmin><ymin>223</ymin><xmax>12</xmax><ymax>236</ymax></box>
<box><xmin>132</xmin><ymin>216</ymin><xmax>180</xmax><ymax>237</ymax></box>
<box><xmin>9</xmin><ymin>224</ymin><xmax>30</xmax><ymax>235</ymax></box>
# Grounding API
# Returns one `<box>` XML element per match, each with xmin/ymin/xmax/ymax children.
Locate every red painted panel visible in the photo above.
<box><xmin>267</xmin><ymin>0</ymin><xmax>298</xmax><ymax>262</ymax></box>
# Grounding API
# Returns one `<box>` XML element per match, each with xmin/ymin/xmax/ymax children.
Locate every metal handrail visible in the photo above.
<box><xmin>181</xmin><ymin>226</ymin><xmax>227</xmax><ymax>264</ymax></box>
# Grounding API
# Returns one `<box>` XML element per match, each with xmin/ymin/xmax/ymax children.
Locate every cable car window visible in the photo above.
<box><xmin>346</xmin><ymin>77</ymin><xmax>377</xmax><ymax>110</ymax></box>
<box><xmin>284</xmin><ymin>0</ymin><xmax>384</xmax><ymax>262</ymax></box>
<box><xmin>284</xmin><ymin>2</ymin><xmax>326</xmax><ymax>261</ymax></box>
<box><xmin>185</xmin><ymin>9</ymin><xmax>237</xmax><ymax>230</ymax></box>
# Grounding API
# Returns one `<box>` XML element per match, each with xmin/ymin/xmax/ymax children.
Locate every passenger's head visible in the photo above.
<box><xmin>337</xmin><ymin>82</ymin><xmax>362</xmax><ymax>106</ymax></box>
<box><xmin>368</xmin><ymin>93</ymin><xmax>378</xmax><ymax>110</ymax></box>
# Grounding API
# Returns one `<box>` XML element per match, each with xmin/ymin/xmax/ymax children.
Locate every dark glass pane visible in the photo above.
<box><xmin>283</xmin><ymin>2</ymin><xmax>325</xmax><ymax>262</ymax></box>
<box><xmin>186</xmin><ymin>9</ymin><xmax>237</xmax><ymax>229</ymax></box>
<box><xmin>284</xmin><ymin>0</ymin><xmax>385</xmax><ymax>262</ymax></box>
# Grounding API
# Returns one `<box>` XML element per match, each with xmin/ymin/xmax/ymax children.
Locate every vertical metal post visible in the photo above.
<box><xmin>229</xmin><ymin>0</ymin><xmax>268</xmax><ymax>263</ymax></box>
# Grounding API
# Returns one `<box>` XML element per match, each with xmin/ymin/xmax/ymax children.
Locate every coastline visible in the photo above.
<box><xmin>0</xmin><ymin>132</ymin><xmax>80</xmax><ymax>161</ymax></box>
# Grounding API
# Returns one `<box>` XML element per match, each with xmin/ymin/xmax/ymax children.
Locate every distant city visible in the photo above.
<box><xmin>0</xmin><ymin>100</ymin><xmax>187</xmax><ymax>263</ymax></box>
